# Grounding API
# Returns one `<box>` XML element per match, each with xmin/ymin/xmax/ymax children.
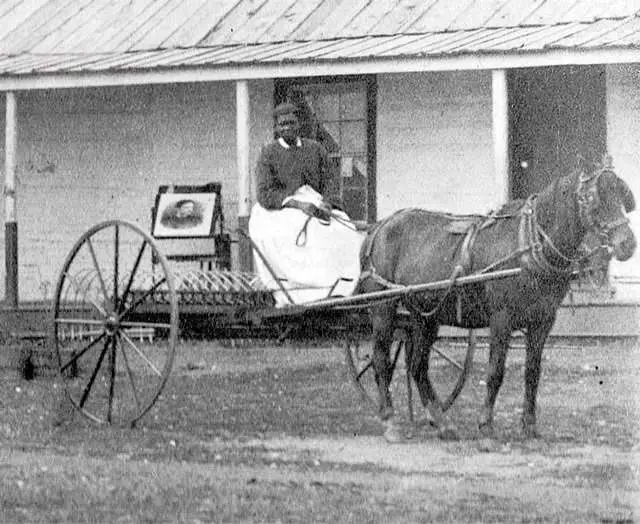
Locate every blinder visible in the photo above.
<box><xmin>576</xmin><ymin>168</ymin><xmax>630</xmax><ymax>240</ymax></box>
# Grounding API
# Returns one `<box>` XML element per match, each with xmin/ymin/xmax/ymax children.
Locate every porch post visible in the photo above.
<box><xmin>236</xmin><ymin>80</ymin><xmax>252</xmax><ymax>272</ymax></box>
<box><xmin>492</xmin><ymin>69</ymin><xmax>510</xmax><ymax>205</ymax></box>
<box><xmin>4</xmin><ymin>91</ymin><xmax>18</xmax><ymax>307</ymax></box>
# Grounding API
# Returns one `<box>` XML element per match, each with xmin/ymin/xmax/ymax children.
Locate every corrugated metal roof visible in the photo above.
<box><xmin>0</xmin><ymin>0</ymin><xmax>639</xmax><ymax>77</ymax></box>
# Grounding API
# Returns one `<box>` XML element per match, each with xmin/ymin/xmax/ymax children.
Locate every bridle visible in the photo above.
<box><xmin>520</xmin><ymin>165</ymin><xmax>630</xmax><ymax>276</ymax></box>
<box><xmin>576</xmin><ymin>167</ymin><xmax>630</xmax><ymax>250</ymax></box>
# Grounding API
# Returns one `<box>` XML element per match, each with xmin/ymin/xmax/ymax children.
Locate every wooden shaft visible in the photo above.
<box><xmin>261</xmin><ymin>267</ymin><xmax>522</xmax><ymax>318</ymax></box>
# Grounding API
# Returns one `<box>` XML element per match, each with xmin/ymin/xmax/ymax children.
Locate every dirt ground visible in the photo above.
<box><xmin>0</xmin><ymin>336</ymin><xmax>638</xmax><ymax>523</ymax></box>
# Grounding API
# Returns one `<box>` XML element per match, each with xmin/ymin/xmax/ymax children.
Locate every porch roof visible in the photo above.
<box><xmin>0</xmin><ymin>0</ymin><xmax>639</xmax><ymax>88</ymax></box>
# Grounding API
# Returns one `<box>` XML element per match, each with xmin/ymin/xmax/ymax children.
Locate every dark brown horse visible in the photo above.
<box><xmin>356</xmin><ymin>159</ymin><xmax>636</xmax><ymax>441</ymax></box>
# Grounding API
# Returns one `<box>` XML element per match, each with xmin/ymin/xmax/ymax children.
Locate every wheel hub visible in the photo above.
<box><xmin>104</xmin><ymin>314</ymin><xmax>120</xmax><ymax>335</ymax></box>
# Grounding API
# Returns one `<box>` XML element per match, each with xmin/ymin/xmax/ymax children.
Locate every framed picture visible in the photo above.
<box><xmin>152</xmin><ymin>184</ymin><xmax>221</xmax><ymax>238</ymax></box>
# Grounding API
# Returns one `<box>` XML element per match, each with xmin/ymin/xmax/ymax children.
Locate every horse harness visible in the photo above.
<box><xmin>358</xmin><ymin>167</ymin><xmax>622</xmax><ymax>319</ymax></box>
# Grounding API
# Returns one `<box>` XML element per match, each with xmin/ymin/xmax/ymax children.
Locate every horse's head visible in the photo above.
<box><xmin>576</xmin><ymin>162</ymin><xmax>636</xmax><ymax>262</ymax></box>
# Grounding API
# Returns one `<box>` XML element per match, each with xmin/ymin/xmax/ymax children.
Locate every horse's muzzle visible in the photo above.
<box><xmin>612</xmin><ymin>227</ymin><xmax>637</xmax><ymax>261</ymax></box>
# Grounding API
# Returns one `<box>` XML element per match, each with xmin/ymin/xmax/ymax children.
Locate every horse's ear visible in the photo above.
<box><xmin>617</xmin><ymin>177</ymin><xmax>636</xmax><ymax>212</ymax></box>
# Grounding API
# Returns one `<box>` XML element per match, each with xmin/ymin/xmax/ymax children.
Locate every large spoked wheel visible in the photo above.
<box><xmin>344</xmin><ymin>329</ymin><xmax>417</xmax><ymax>421</ymax></box>
<box><xmin>51</xmin><ymin>219</ymin><xmax>178</xmax><ymax>426</ymax></box>
<box><xmin>425</xmin><ymin>329</ymin><xmax>476</xmax><ymax>411</ymax></box>
<box><xmin>345</xmin><ymin>328</ymin><xmax>475</xmax><ymax>416</ymax></box>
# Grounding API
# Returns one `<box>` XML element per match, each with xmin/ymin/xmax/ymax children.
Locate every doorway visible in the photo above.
<box><xmin>275</xmin><ymin>76</ymin><xmax>377</xmax><ymax>221</ymax></box>
<box><xmin>508</xmin><ymin>65</ymin><xmax>607</xmax><ymax>199</ymax></box>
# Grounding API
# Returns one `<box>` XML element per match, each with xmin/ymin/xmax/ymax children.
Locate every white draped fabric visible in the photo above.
<box><xmin>248</xmin><ymin>186</ymin><xmax>365</xmax><ymax>306</ymax></box>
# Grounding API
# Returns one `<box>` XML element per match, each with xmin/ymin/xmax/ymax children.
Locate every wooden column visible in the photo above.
<box><xmin>4</xmin><ymin>91</ymin><xmax>18</xmax><ymax>307</ymax></box>
<box><xmin>492</xmin><ymin>69</ymin><xmax>510</xmax><ymax>205</ymax></box>
<box><xmin>236</xmin><ymin>80</ymin><xmax>252</xmax><ymax>272</ymax></box>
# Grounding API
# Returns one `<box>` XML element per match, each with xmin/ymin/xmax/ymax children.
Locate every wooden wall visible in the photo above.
<box><xmin>376</xmin><ymin>71</ymin><xmax>495</xmax><ymax>218</ymax></box>
<box><xmin>0</xmin><ymin>81</ymin><xmax>273</xmax><ymax>301</ymax></box>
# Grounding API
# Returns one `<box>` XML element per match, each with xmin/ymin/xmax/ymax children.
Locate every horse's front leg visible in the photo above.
<box><xmin>370</xmin><ymin>305</ymin><xmax>400</xmax><ymax>441</ymax></box>
<box><xmin>479</xmin><ymin>310</ymin><xmax>512</xmax><ymax>437</ymax></box>
<box><xmin>522</xmin><ymin>318</ymin><xmax>554</xmax><ymax>438</ymax></box>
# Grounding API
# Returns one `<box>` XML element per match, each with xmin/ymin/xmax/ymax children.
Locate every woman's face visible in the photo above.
<box><xmin>275</xmin><ymin>113</ymin><xmax>300</xmax><ymax>143</ymax></box>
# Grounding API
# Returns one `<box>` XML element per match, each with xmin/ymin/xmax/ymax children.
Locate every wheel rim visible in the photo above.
<box><xmin>427</xmin><ymin>330</ymin><xmax>475</xmax><ymax>411</ymax></box>
<box><xmin>52</xmin><ymin>220</ymin><xmax>178</xmax><ymax>426</ymax></box>
<box><xmin>344</xmin><ymin>331</ymin><xmax>409</xmax><ymax>417</ymax></box>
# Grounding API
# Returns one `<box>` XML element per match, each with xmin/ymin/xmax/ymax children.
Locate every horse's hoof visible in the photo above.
<box><xmin>383</xmin><ymin>424</ymin><xmax>406</xmax><ymax>443</ymax></box>
<box><xmin>437</xmin><ymin>426</ymin><xmax>459</xmax><ymax>441</ymax></box>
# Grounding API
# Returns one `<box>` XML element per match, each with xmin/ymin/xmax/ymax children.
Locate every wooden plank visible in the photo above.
<box><xmin>368</xmin><ymin>0</ymin><xmax>438</xmax><ymax>35</ymax></box>
<box><xmin>32</xmin><ymin>0</ymin><xmax>117</xmax><ymax>53</ymax></box>
<box><xmin>128</xmin><ymin>0</ymin><xmax>212</xmax><ymax>50</ymax></box>
<box><xmin>162</xmin><ymin>0</ymin><xmax>241</xmax><ymax>47</ymax></box>
<box><xmin>0</xmin><ymin>0</ymin><xmax>89</xmax><ymax>54</ymax></box>
<box><xmin>265</xmin><ymin>0</ymin><xmax>325</xmax><ymax>41</ymax></box>
<box><xmin>232</xmin><ymin>0</ymin><xmax>297</xmax><ymax>42</ymax></box>
<box><xmin>202</xmin><ymin>0</ymin><xmax>271</xmax><ymax>45</ymax></box>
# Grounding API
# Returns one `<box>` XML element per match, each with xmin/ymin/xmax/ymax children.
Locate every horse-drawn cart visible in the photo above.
<box><xmin>50</xmin><ymin>216</ymin><xmax>519</xmax><ymax>427</ymax></box>
<box><xmin>51</xmin><ymin>161</ymin><xmax>636</xmax><ymax>438</ymax></box>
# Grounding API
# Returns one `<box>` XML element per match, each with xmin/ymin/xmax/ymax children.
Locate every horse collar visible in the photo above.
<box><xmin>518</xmin><ymin>195</ymin><xmax>575</xmax><ymax>276</ymax></box>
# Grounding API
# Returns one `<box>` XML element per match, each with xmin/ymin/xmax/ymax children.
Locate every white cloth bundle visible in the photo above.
<box><xmin>248</xmin><ymin>185</ymin><xmax>365</xmax><ymax>306</ymax></box>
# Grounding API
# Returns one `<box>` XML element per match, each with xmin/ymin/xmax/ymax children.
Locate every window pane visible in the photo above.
<box><xmin>341</xmin><ymin>121</ymin><xmax>366</xmax><ymax>154</ymax></box>
<box><xmin>314</xmin><ymin>92</ymin><xmax>340</xmax><ymax>121</ymax></box>
<box><xmin>340</xmin><ymin>90</ymin><xmax>367</xmax><ymax>120</ymax></box>
<box><xmin>342</xmin><ymin>188</ymin><xmax>367</xmax><ymax>221</ymax></box>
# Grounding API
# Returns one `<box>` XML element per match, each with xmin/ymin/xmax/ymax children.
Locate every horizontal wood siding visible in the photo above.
<box><xmin>376</xmin><ymin>71</ymin><xmax>494</xmax><ymax>218</ymax></box>
<box><xmin>606</xmin><ymin>64</ymin><xmax>640</xmax><ymax>288</ymax></box>
<box><xmin>0</xmin><ymin>81</ymin><xmax>273</xmax><ymax>300</ymax></box>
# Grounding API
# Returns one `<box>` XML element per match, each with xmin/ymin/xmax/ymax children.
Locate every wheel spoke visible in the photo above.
<box><xmin>56</xmin><ymin>318</ymin><xmax>105</xmax><ymax>326</ymax></box>
<box><xmin>113</xmin><ymin>224</ymin><xmax>120</xmax><ymax>311</ymax></box>
<box><xmin>119</xmin><ymin>333</ymin><xmax>141</xmax><ymax>412</ymax></box>
<box><xmin>107</xmin><ymin>336</ymin><xmax>117</xmax><ymax>423</ymax></box>
<box><xmin>86</xmin><ymin>238</ymin><xmax>110</xmax><ymax>305</ymax></box>
<box><xmin>119</xmin><ymin>240</ymin><xmax>148</xmax><ymax>315</ymax></box>
<box><xmin>432</xmin><ymin>345</ymin><xmax>464</xmax><ymax>370</ymax></box>
<box><xmin>120</xmin><ymin>320</ymin><xmax>172</xmax><ymax>330</ymax></box>
<box><xmin>120</xmin><ymin>331</ymin><xmax>162</xmax><ymax>377</ymax></box>
<box><xmin>356</xmin><ymin>361</ymin><xmax>372</xmax><ymax>381</ymax></box>
<box><xmin>118</xmin><ymin>277</ymin><xmax>167</xmax><ymax>321</ymax></box>
<box><xmin>86</xmin><ymin>296</ymin><xmax>108</xmax><ymax>317</ymax></box>
<box><xmin>79</xmin><ymin>338</ymin><xmax>110</xmax><ymax>409</ymax></box>
<box><xmin>59</xmin><ymin>331</ymin><xmax>106</xmax><ymax>373</ymax></box>
<box><xmin>53</xmin><ymin>219</ymin><xmax>177</xmax><ymax>426</ymax></box>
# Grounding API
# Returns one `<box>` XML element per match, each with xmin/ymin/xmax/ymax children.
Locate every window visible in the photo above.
<box><xmin>275</xmin><ymin>76</ymin><xmax>376</xmax><ymax>221</ymax></box>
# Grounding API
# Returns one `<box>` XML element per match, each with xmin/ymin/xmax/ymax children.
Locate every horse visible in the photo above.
<box><xmin>355</xmin><ymin>157</ymin><xmax>636</xmax><ymax>442</ymax></box>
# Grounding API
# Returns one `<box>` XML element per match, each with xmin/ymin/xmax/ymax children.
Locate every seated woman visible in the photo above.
<box><xmin>248</xmin><ymin>102</ymin><xmax>364</xmax><ymax>306</ymax></box>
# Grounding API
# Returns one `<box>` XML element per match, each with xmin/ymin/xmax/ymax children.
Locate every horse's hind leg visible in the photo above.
<box><xmin>409</xmin><ymin>319</ymin><xmax>459</xmax><ymax>441</ymax></box>
<box><xmin>370</xmin><ymin>304</ymin><xmax>401</xmax><ymax>441</ymax></box>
